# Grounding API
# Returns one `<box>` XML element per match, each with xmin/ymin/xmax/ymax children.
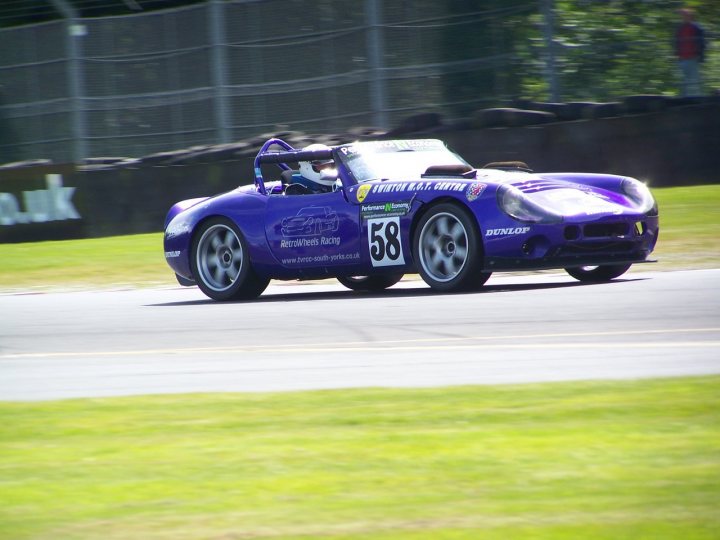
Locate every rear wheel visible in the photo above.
<box><xmin>191</xmin><ymin>218</ymin><xmax>269</xmax><ymax>301</ymax></box>
<box><xmin>565</xmin><ymin>264</ymin><xmax>632</xmax><ymax>282</ymax></box>
<box><xmin>413</xmin><ymin>203</ymin><xmax>490</xmax><ymax>292</ymax></box>
<box><xmin>337</xmin><ymin>274</ymin><xmax>403</xmax><ymax>291</ymax></box>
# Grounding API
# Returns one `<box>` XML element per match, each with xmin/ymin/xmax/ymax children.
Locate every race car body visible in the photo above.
<box><xmin>281</xmin><ymin>206</ymin><xmax>339</xmax><ymax>237</ymax></box>
<box><xmin>164</xmin><ymin>138</ymin><xmax>658</xmax><ymax>300</ymax></box>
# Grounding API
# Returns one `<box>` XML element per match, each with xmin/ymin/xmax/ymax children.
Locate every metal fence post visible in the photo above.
<box><xmin>540</xmin><ymin>0</ymin><xmax>560</xmax><ymax>102</ymax></box>
<box><xmin>209</xmin><ymin>0</ymin><xmax>230</xmax><ymax>144</ymax></box>
<box><xmin>365</xmin><ymin>0</ymin><xmax>388</xmax><ymax>129</ymax></box>
<box><xmin>50</xmin><ymin>0</ymin><xmax>87</xmax><ymax>163</ymax></box>
<box><xmin>541</xmin><ymin>0</ymin><xmax>560</xmax><ymax>102</ymax></box>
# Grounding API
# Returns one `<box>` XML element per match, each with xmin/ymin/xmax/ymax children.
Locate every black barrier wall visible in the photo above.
<box><xmin>0</xmin><ymin>160</ymin><xmax>253</xmax><ymax>243</ymax></box>
<box><xmin>445</xmin><ymin>102</ymin><xmax>720</xmax><ymax>186</ymax></box>
<box><xmin>1</xmin><ymin>101</ymin><xmax>718</xmax><ymax>243</ymax></box>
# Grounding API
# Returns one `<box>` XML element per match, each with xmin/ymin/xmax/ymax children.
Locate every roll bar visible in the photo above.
<box><xmin>253</xmin><ymin>138</ymin><xmax>335</xmax><ymax>194</ymax></box>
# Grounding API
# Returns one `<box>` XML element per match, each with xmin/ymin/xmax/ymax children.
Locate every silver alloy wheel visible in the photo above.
<box><xmin>418</xmin><ymin>212</ymin><xmax>469</xmax><ymax>283</ymax></box>
<box><xmin>196</xmin><ymin>223</ymin><xmax>243</xmax><ymax>292</ymax></box>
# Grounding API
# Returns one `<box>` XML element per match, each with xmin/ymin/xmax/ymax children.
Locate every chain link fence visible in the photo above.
<box><xmin>0</xmin><ymin>0</ymin><xmax>717</xmax><ymax>164</ymax></box>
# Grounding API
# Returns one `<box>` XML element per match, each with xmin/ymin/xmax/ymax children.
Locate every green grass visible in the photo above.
<box><xmin>0</xmin><ymin>185</ymin><xmax>718</xmax><ymax>291</ymax></box>
<box><xmin>0</xmin><ymin>377</ymin><xmax>718</xmax><ymax>539</ymax></box>
<box><xmin>652</xmin><ymin>185</ymin><xmax>720</xmax><ymax>268</ymax></box>
<box><xmin>0</xmin><ymin>232</ymin><xmax>168</xmax><ymax>290</ymax></box>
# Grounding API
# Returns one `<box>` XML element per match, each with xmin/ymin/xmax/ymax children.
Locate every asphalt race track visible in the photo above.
<box><xmin>1</xmin><ymin>269</ymin><xmax>718</xmax><ymax>401</ymax></box>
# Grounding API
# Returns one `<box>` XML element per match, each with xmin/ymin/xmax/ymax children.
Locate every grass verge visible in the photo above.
<box><xmin>651</xmin><ymin>184</ymin><xmax>720</xmax><ymax>268</ymax></box>
<box><xmin>1</xmin><ymin>377</ymin><xmax>719</xmax><ymax>539</ymax></box>
<box><xmin>0</xmin><ymin>184</ymin><xmax>718</xmax><ymax>291</ymax></box>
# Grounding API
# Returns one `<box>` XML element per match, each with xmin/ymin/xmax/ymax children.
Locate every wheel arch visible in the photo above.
<box><xmin>190</xmin><ymin>211</ymin><xmax>272</xmax><ymax>276</ymax></box>
<box><xmin>189</xmin><ymin>213</ymin><xmax>271</xmax><ymax>285</ymax></box>
<box><xmin>189</xmin><ymin>215</ymin><xmax>270</xmax><ymax>300</ymax></box>
<box><xmin>186</xmin><ymin>213</ymin><xmax>224</xmax><ymax>279</ymax></box>
<box><xmin>409</xmin><ymin>196</ymin><xmax>486</xmax><ymax>262</ymax></box>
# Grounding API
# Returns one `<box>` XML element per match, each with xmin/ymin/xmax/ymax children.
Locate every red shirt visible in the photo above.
<box><xmin>677</xmin><ymin>23</ymin><xmax>702</xmax><ymax>59</ymax></box>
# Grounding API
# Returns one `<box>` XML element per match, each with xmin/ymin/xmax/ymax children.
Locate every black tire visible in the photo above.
<box><xmin>564</xmin><ymin>264</ymin><xmax>632</xmax><ymax>282</ymax></box>
<box><xmin>337</xmin><ymin>274</ymin><xmax>403</xmax><ymax>291</ymax></box>
<box><xmin>190</xmin><ymin>218</ymin><xmax>269</xmax><ymax>301</ymax></box>
<box><xmin>413</xmin><ymin>203</ymin><xmax>490</xmax><ymax>292</ymax></box>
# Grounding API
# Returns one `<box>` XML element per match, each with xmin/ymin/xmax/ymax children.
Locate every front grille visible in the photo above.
<box><xmin>559</xmin><ymin>241</ymin><xmax>635</xmax><ymax>255</ymax></box>
<box><xmin>564</xmin><ymin>225</ymin><xmax>580</xmax><ymax>240</ymax></box>
<box><xmin>583</xmin><ymin>223</ymin><xmax>630</xmax><ymax>238</ymax></box>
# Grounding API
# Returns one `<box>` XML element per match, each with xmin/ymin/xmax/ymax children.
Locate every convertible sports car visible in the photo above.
<box><xmin>164</xmin><ymin>137</ymin><xmax>658</xmax><ymax>301</ymax></box>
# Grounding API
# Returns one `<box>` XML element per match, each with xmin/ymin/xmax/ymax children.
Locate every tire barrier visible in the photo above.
<box><xmin>1</xmin><ymin>97</ymin><xmax>718</xmax><ymax>243</ymax></box>
<box><xmin>472</xmin><ymin>108</ymin><xmax>556</xmax><ymax>128</ymax></box>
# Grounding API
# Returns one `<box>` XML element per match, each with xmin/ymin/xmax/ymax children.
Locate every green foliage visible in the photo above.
<box><xmin>507</xmin><ymin>0</ymin><xmax>719</xmax><ymax>102</ymax></box>
<box><xmin>438</xmin><ymin>0</ymin><xmax>537</xmax><ymax>115</ymax></box>
<box><xmin>1</xmin><ymin>377</ymin><xmax>719</xmax><ymax>539</ymax></box>
<box><xmin>551</xmin><ymin>0</ymin><xmax>677</xmax><ymax>99</ymax></box>
<box><xmin>433</xmin><ymin>0</ymin><xmax>720</xmax><ymax>107</ymax></box>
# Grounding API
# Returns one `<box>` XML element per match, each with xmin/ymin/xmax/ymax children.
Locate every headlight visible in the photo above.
<box><xmin>165</xmin><ymin>215</ymin><xmax>192</xmax><ymax>239</ymax></box>
<box><xmin>621</xmin><ymin>178</ymin><xmax>657</xmax><ymax>215</ymax></box>
<box><xmin>497</xmin><ymin>184</ymin><xmax>562</xmax><ymax>223</ymax></box>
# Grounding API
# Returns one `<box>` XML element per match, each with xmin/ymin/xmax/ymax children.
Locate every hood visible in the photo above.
<box><xmin>491</xmin><ymin>172</ymin><xmax>656</xmax><ymax>222</ymax></box>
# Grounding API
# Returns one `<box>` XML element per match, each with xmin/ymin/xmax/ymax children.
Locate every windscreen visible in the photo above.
<box><xmin>337</xmin><ymin>140</ymin><xmax>470</xmax><ymax>182</ymax></box>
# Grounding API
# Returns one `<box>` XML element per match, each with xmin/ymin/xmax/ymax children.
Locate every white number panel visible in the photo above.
<box><xmin>367</xmin><ymin>217</ymin><xmax>405</xmax><ymax>267</ymax></box>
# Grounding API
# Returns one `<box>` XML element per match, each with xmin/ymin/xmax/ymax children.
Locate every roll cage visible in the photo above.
<box><xmin>253</xmin><ymin>138</ymin><xmax>341</xmax><ymax>195</ymax></box>
<box><xmin>252</xmin><ymin>137</ymin><xmax>475</xmax><ymax>195</ymax></box>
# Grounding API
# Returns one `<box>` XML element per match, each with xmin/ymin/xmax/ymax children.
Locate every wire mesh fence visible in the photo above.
<box><xmin>0</xmin><ymin>0</ymin><xmax>717</xmax><ymax>164</ymax></box>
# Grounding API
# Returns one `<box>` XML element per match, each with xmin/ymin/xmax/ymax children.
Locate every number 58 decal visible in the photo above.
<box><xmin>368</xmin><ymin>217</ymin><xmax>405</xmax><ymax>267</ymax></box>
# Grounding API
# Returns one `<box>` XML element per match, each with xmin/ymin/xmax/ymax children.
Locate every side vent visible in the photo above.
<box><xmin>482</xmin><ymin>161</ymin><xmax>532</xmax><ymax>172</ymax></box>
<box><xmin>422</xmin><ymin>164</ymin><xmax>475</xmax><ymax>177</ymax></box>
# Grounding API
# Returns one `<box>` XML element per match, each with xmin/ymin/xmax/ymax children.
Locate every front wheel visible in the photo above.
<box><xmin>413</xmin><ymin>203</ymin><xmax>489</xmax><ymax>292</ymax></box>
<box><xmin>337</xmin><ymin>274</ymin><xmax>403</xmax><ymax>291</ymax></box>
<box><xmin>191</xmin><ymin>218</ymin><xmax>269</xmax><ymax>301</ymax></box>
<box><xmin>564</xmin><ymin>264</ymin><xmax>632</xmax><ymax>282</ymax></box>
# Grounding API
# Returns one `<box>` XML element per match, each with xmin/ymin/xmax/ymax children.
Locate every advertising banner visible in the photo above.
<box><xmin>0</xmin><ymin>159</ymin><xmax>251</xmax><ymax>243</ymax></box>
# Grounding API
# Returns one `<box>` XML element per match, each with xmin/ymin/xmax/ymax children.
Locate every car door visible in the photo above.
<box><xmin>265</xmin><ymin>190</ymin><xmax>362</xmax><ymax>270</ymax></box>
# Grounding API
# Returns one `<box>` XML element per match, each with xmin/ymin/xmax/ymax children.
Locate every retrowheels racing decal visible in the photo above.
<box><xmin>356</xmin><ymin>184</ymin><xmax>371</xmax><ymax>203</ymax></box>
<box><xmin>368</xmin><ymin>216</ymin><xmax>405</xmax><ymax>267</ymax></box>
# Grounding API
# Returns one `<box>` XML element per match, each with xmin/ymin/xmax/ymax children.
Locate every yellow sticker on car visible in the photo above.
<box><xmin>357</xmin><ymin>184</ymin><xmax>371</xmax><ymax>203</ymax></box>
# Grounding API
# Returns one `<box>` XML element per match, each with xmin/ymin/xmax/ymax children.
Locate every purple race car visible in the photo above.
<box><xmin>164</xmin><ymin>138</ymin><xmax>658</xmax><ymax>301</ymax></box>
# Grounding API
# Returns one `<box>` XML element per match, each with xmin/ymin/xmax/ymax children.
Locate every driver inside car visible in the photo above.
<box><xmin>285</xmin><ymin>143</ymin><xmax>337</xmax><ymax>195</ymax></box>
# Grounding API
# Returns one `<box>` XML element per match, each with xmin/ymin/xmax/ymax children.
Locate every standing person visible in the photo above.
<box><xmin>675</xmin><ymin>8</ymin><xmax>706</xmax><ymax>97</ymax></box>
